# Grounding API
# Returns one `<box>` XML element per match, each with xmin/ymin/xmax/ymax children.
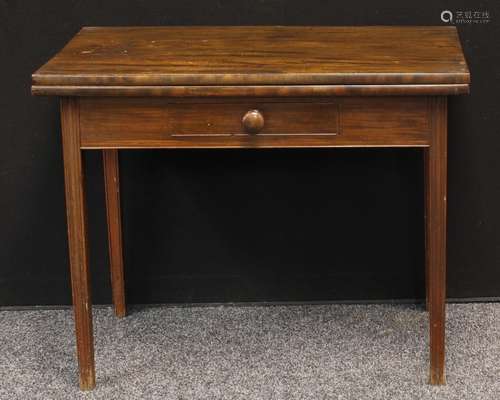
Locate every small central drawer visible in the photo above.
<box><xmin>79</xmin><ymin>98</ymin><xmax>340</xmax><ymax>140</ymax></box>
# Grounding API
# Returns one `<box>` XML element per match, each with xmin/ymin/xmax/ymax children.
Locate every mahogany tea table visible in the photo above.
<box><xmin>31</xmin><ymin>26</ymin><xmax>470</xmax><ymax>390</ymax></box>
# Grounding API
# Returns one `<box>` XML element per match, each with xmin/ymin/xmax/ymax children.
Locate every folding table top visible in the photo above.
<box><xmin>32</xmin><ymin>26</ymin><xmax>470</xmax><ymax>96</ymax></box>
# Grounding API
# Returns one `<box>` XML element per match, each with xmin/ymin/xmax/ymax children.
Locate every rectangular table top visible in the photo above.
<box><xmin>32</xmin><ymin>26</ymin><xmax>470</xmax><ymax>96</ymax></box>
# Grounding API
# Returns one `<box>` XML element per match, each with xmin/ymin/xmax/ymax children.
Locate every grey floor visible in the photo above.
<box><xmin>0</xmin><ymin>303</ymin><xmax>499</xmax><ymax>400</ymax></box>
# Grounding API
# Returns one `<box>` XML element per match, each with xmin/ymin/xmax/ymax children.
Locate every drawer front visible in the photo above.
<box><xmin>80</xmin><ymin>99</ymin><xmax>339</xmax><ymax>140</ymax></box>
<box><xmin>79</xmin><ymin>97</ymin><xmax>431</xmax><ymax>148</ymax></box>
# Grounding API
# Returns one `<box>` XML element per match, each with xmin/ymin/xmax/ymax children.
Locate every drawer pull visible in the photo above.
<box><xmin>242</xmin><ymin>109</ymin><xmax>264</xmax><ymax>134</ymax></box>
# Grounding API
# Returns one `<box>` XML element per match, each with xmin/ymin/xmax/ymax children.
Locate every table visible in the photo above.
<box><xmin>32</xmin><ymin>26</ymin><xmax>470</xmax><ymax>390</ymax></box>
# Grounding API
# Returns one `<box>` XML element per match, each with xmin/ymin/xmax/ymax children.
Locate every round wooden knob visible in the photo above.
<box><xmin>242</xmin><ymin>109</ymin><xmax>264</xmax><ymax>134</ymax></box>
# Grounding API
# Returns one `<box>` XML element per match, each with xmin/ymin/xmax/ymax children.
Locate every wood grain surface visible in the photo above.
<box><xmin>32</xmin><ymin>26</ymin><xmax>470</xmax><ymax>96</ymax></box>
<box><xmin>426</xmin><ymin>97</ymin><xmax>448</xmax><ymax>385</ymax></box>
<box><xmin>60</xmin><ymin>98</ymin><xmax>95</xmax><ymax>390</ymax></box>
<box><xmin>103</xmin><ymin>149</ymin><xmax>126</xmax><ymax>318</ymax></box>
<box><xmin>78</xmin><ymin>97</ymin><xmax>430</xmax><ymax>148</ymax></box>
<box><xmin>31</xmin><ymin>84</ymin><xmax>470</xmax><ymax>97</ymax></box>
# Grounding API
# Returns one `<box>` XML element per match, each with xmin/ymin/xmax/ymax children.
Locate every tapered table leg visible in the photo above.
<box><xmin>103</xmin><ymin>149</ymin><xmax>126</xmax><ymax>317</ymax></box>
<box><xmin>426</xmin><ymin>97</ymin><xmax>447</xmax><ymax>385</ymax></box>
<box><xmin>424</xmin><ymin>149</ymin><xmax>430</xmax><ymax>311</ymax></box>
<box><xmin>60</xmin><ymin>98</ymin><xmax>96</xmax><ymax>390</ymax></box>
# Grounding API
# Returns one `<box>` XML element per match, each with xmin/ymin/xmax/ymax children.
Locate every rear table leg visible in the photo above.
<box><xmin>103</xmin><ymin>149</ymin><xmax>126</xmax><ymax>317</ymax></box>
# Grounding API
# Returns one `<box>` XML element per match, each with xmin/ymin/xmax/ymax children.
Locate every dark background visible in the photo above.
<box><xmin>1</xmin><ymin>1</ymin><xmax>499</xmax><ymax>306</ymax></box>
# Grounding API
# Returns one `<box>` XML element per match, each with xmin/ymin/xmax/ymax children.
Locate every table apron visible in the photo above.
<box><xmin>77</xmin><ymin>96</ymin><xmax>433</xmax><ymax>149</ymax></box>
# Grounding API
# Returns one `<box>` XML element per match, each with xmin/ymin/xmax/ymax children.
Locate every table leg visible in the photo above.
<box><xmin>424</xmin><ymin>149</ymin><xmax>430</xmax><ymax>311</ymax></box>
<box><xmin>60</xmin><ymin>98</ymin><xmax>96</xmax><ymax>390</ymax></box>
<box><xmin>103</xmin><ymin>149</ymin><xmax>126</xmax><ymax>317</ymax></box>
<box><xmin>426</xmin><ymin>97</ymin><xmax>447</xmax><ymax>385</ymax></box>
